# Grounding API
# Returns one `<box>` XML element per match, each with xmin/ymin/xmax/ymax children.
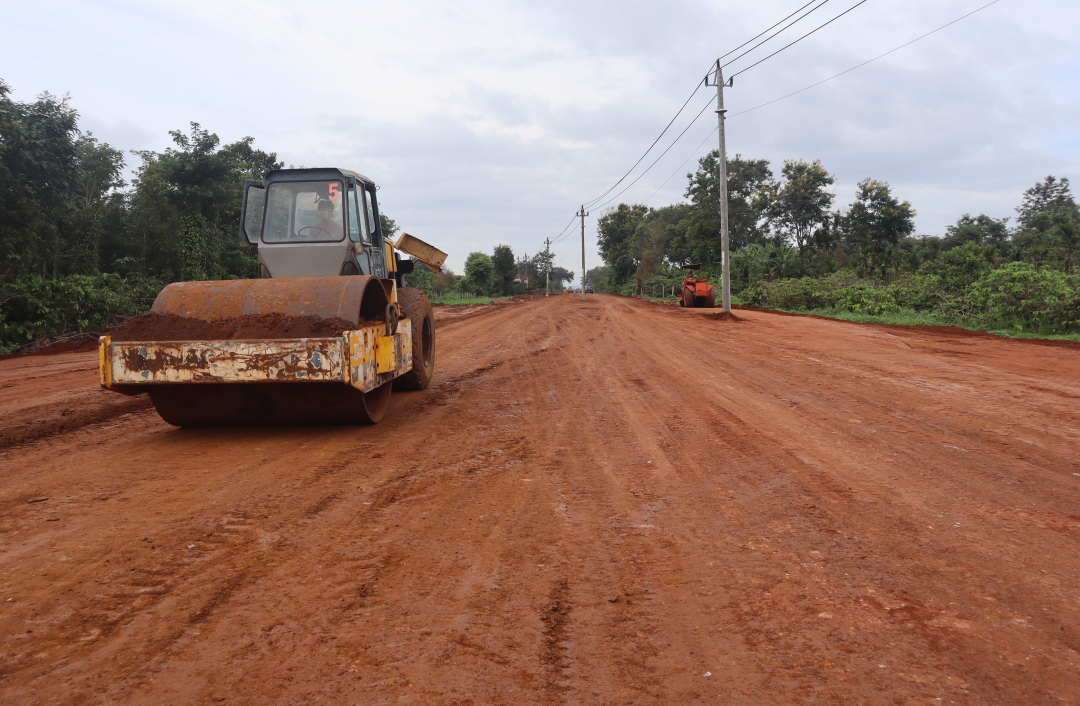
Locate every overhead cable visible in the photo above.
<box><xmin>580</xmin><ymin>0</ymin><xmax>835</xmax><ymax>210</ymax></box>
<box><xmin>590</xmin><ymin>97</ymin><xmax>716</xmax><ymax>212</ymax></box>
<box><xmin>730</xmin><ymin>0</ymin><xmax>1002</xmax><ymax>116</ymax></box>
<box><xmin>715</xmin><ymin>0</ymin><xmax>830</xmax><ymax>64</ymax></box>
<box><xmin>717</xmin><ymin>0</ymin><xmax>833</xmax><ymax>71</ymax></box>
<box><xmin>642</xmin><ymin>0</ymin><xmax>1003</xmax><ymax>207</ymax></box>
<box><xmin>643</xmin><ymin>126</ymin><xmax>719</xmax><ymax>204</ymax></box>
<box><xmin>730</xmin><ymin>0</ymin><xmax>870</xmax><ymax>78</ymax></box>
<box><xmin>580</xmin><ymin>84</ymin><xmax>704</xmax><ymax>209</ymax></box>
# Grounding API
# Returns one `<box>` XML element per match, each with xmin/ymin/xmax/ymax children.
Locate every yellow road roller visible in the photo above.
<box><xmin>98</xmin><ymin>168</ymin><xmax>446</xmax><ymax>426</ymax></box>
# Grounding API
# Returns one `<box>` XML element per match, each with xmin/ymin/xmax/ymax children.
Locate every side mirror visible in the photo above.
<box><xmin>239</xmin><ymin>180</ymin><xmax>266</xmax><ymax>247</ymax></box>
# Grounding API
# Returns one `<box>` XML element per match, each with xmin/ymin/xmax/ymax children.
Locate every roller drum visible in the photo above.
<box><xmin>144</xmin><ymin>276</ymin><xmax>394</xmax><ymax>426</ymax></box>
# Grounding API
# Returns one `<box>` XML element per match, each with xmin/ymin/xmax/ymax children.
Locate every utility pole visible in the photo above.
<box><xmin>706</xmin><ymin>60</ymin><xmax>733</xmax><ymax>313</ymax></box>
<box><xmin>545</xmin><ymin>238</ymin><xmax>551</xmax><ymax>297</ymax></box>
<box><xmin>577</xmin><ymin>205</ymin><xmax>588</xmax><ymax>300</ymax></box>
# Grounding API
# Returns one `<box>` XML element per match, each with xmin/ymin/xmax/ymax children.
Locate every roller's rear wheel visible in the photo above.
<box><xmin>394</xmin><ymin>287</ymin><xmax>435</xmax><ymax>390</ymax></box>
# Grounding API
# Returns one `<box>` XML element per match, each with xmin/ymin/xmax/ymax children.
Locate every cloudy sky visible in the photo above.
<box><xmin>4</xmin><ymin>0</ymin><xmax>1078</xmax><ymax>274</ymax></box>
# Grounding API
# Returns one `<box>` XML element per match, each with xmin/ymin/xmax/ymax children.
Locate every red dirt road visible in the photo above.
<box><xmin>2</xmin><ymin>294</ymin><xmax>1079</xmax><ymax>704</ymax></box>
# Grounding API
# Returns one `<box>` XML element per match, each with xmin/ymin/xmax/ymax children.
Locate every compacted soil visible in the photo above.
<box><xmin>1</xmin><ymin>295</ymin><xmax>1078</xmax><ymax>704</ymax></box>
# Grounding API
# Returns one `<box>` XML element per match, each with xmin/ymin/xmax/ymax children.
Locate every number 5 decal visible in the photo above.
<box><xmin>328</xmin><ymin>183</ymin><xmax>340</xmax><ymax>200</ymax></box>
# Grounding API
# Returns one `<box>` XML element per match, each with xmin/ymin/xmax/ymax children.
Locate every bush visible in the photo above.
<box><xmin>0</xmin><ymin>274</ymin><xmax>164</xmax><ymax>353</ymax></box>
<box><xmin>742</xmin><ymin>271</ymin><xmax>861</xmax><ymax>310</ymax></box>
<box><xmin>966</xmin><ymin>262</ymin><xmax>1080</xmax><ymax>333</ymax></box>
<box><xmin>740</xmin><ymin>262</ymin><xmax>1080</xmax><ymax>336</ymax></box>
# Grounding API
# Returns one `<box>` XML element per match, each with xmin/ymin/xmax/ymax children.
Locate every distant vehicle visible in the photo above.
<box><xmin>584</xmin><ymin>284</ymin><xmax>594</xmax><ymax>294</ymax></box>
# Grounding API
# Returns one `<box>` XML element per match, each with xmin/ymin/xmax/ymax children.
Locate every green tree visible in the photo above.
<box><xmin>842</xmin><ymin>179</ymin><xmax>915</xmax><ymax>270</ymax></box>
<box><xmin>681</xmin><ymin>152</ymin><xmax>772</xmax><ymax>265</ymax></box>
<box><xmin>943</xmin><ymin>214</ymin><xmax>1009</xmax><ymax>250</ymax></box>
<box><xmin>1012</xmin><ymin>177</ymin><xmax>1079</xmax><ymax>273</ymax></box>
<box><xmin>762</xmin><ymin>159</ymin><xmax>835</xmax><ymax>262</ymax></box>
<box><xmin>0</xmin><ymin>81</ymin><xmax>80</xmax><ymax>280</ymax></box>
<box><xmin>1016</xmin><ymin>176</ymin><xmax>1077</xmax><ymax>229</ymax></box>
<box><xmin>464</xmin><ymin>251</ymin><xmax>494</xmax><ymax>294</ymax></box>
<box><xmin>585</xmin><ymin>265</ymin><xmax>614</xmax><ymax>291</ymax></box>
<box><xmin>491</xmin><ymin>244</ymin><xmax>516</xmax><ymax>294</ymax></box>
<box><xmin>550</xmin><ymin>266</ymin><xmax>574</xmax><ymax>290</ymax></box>
<box><xmin>70</xmin><ymin>134</ymin><xmax>126</xmax><ymax>274</ymax></box>
<box><xmin>380</xmin><ymin>214</ymin><xmax>399</xmax><ymax>241</ymax></box>
<box><xmin>127</xmin><ymin>123</ymin><xmax>281</xmax><ymax>280</ymax></box>
<box><xmin>597</xmin><ymin>203</ymin><xmax>648</xmax><ymax>285</ymax></box>
<box><xmin>918</xmin><ymin>241</ymin><xmax>995</xmax><ymax>293</ymax></box>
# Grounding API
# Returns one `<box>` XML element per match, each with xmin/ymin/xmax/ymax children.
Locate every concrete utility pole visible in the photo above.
<box><xmin>545</xmin><ymin>238</ymin><xmax>551</xmax><ymax>297</ymax></box>
<box><xmin>577</xmin><ymin>205</ymin><xmax>588</xmax><ymax>300</ymax></box>
<box><xmin>706</xmin><ymin>60</ymin><xmax>733</xmax><ymax>313</ymax></box>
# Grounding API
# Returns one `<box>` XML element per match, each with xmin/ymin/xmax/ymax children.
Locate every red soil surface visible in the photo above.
<box><xmin>1</xmin><ymin>294</ymin><xmax>1079</xmax><ymax>703</ymax></box>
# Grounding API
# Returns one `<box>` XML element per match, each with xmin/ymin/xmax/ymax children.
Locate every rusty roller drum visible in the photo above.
<box><xmin>144</xmin><ymin>276</ymin><xmax>393</xmax><ymax>427</ymax></box>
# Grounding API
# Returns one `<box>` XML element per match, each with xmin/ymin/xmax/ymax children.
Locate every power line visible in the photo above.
<box><xmin>640</xmin><ymin>0</ymin><xmax>1003</xmax><ymax>207</ymax></box>
<box><xmin>716</xmin><ymin>0</ymin><xmax>829</xmax><ymax>64</ymax></box>
<box><xmin>583</xmin><ymin>0</ymin><xmax>833</xmax><ymax>210</ymax></box>
<box><xmin>643</xmin><ymin>126</ymin><xmax>719</xmax><ymax>204</ymax></box>
<box><xmin>730</xmin><ymin>0</ymin><xmax>870</xmax><ymax>79</ymax></box>
<box><xmin>718</xmin><ymin>0</ymin><xmax>833</xmax><ymax>71</ymax></box>
<box><xmin>729</xmin><ymin>0</ymin><xmax>1003</xmax><ymax>117</ymax></box>
<box><xmin>581</xmin><ymin>84</ymin><xmax>704</xmax><ymax>209</ymax></box>
<box><xmin>542</xmin><ymin>0</ymin><xmax>917</xmax><ymax>255</ymax></box>
<box><xmin>591</xmin><ymin>97</ymin><xmax>716</xmax><ymax>212</ymax></box>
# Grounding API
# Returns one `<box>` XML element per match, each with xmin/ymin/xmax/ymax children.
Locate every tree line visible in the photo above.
<box><xmin>0</xmin><ymin>80</ymin><xmax>292</xmax><ymax>350</ymax></box>
<box><xmin>407</xmin><ymin>246</ymin><xmax>575</xmax><ymax>299</ymax></box>
<box><xmin>590</xmin><ymin>148</ymin><xmax>1079</xmax><ymax>335</ymax></box>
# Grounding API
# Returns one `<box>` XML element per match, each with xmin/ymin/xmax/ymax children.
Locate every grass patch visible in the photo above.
<box><xmin>756</xmin><ymin>306</ymin><xmax>1080</xmax><ymax>342</ymax></box>
<box><xmin>985</xmin><ymin>328</ymin><xmax>1080</xmax><ymax>343</ymax></box>
<box><xmin>430</xmin><ymin>296</ymin><xmax>496</xmax><ymax>306</ymax></box>
<box><xmin>798</xmin><ymin>307</ymin><xmax>952</xmax><ymax>327</ymax></box>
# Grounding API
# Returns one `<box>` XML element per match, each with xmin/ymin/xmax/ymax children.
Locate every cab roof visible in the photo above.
<box><xmin>264</xmin><ymin>167</ymin><xmax>375</xmax><ymax>187</ymax></box>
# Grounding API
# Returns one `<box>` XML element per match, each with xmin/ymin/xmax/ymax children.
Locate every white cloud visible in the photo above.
<box><xmin>3</xmin><ymin>0</ymin><xmax>1078</xmax><ymax>272</ymax></box>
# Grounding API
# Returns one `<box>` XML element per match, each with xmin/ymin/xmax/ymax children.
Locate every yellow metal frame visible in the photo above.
<box><xmin>101</xmin><ymin>320</ymin><xmax>412</xmax><ymax>395</ymax></box>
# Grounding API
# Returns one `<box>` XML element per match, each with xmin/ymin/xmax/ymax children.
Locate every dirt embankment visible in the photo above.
<box><xmin>1</xmin><ymin>294</ymin><xmax>1079</xmax><ymax>704</ymax></box>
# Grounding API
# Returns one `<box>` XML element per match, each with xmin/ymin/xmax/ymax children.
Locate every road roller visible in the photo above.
<box><xmin>678</xmin><ymin>264</ymin><xmax>716</xmax><ymax>308</ymax></box>
<box><xmin>97</xmin><ymin>167</ymin><xmax>446</xmax><ymax>426</ymax></box>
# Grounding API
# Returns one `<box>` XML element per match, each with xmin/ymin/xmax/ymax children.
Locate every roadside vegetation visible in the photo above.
<box><xmin>429</xmin><ymin>296</ymin><xmax>497</xmax><ymax>306</ymax></box>
<box><xmin>0</xmin><ymin>80</ymin><xmax>284</xmax><ymax>352</ymax></box>
<box><xmin>406</xmin><ymin>246</ymin><xmax>575</xmax><ymax>302</ymax></box>
<box><xmin>0</xmin><ymin>80</ymin><xmax>587</xmax><ymax>350</ymax></box>
<box><xmin>0</xmin><ymin>81</ymin><xmax>565</xmax><ymax>351</ymax></box>
<box><xmin>589</xmin><ymin>151</ymin><xmax>1079</xmax><ymax>339</ymax></box>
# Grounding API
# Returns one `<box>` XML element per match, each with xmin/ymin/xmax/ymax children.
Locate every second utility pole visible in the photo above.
<box><xmin>545</xmin><ymin>238</ymin><xmax>551</xmax><ymax>296</ymax></box>
<box><xmin>707</xmin><ymin>60</ymin><xmax>733</xmax><ymax>313</ymax></box>
<box><xmin>577</xmin><ymin>205</ymin><xmax>588</xmax><ymax>300</ymax></box>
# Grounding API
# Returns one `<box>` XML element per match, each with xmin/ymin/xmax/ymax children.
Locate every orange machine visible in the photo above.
<box><xmin>678</xmin><ymin>265</ymin><xmax>715</xmax><ymax>308</ymax></box>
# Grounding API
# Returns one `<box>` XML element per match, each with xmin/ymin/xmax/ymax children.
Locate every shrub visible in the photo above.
<box><xmin>966</xmin><ymin>262</ymin><xmax>1080</xmax><ymax>333</ymax></box>
<box><xmin>0</xmin><ymin>274</ymin><xmax>164</xmax><ymax>352</ymax></box>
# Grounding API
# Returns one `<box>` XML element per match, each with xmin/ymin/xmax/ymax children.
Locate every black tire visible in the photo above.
<box><xmin>394</xmin><ymin>287</ymin><xmax>435</xmax><ymax>390</ymax></box>
<box><xmin>149</xmin><ymin>380</ymin><xmax>392</xmax><ymax>427</ymax></box>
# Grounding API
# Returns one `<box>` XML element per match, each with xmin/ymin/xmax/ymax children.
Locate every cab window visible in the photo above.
<box><xmin>263</xmin><ymin>180</ymin><xmax>345</xmax><ymax>242</ymax></box>
<box><xmin>363</xmin><ymin>188</ymin><xmax>380</xmax><ymax>245</ymax></box>
<box><xmin>347</xmin><ymin>187</ymin><xmax>364</xmax><ymax>243</ymax></box>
